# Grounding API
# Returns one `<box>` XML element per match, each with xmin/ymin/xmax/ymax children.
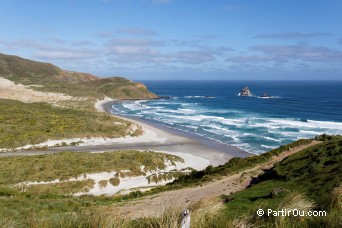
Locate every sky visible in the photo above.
<box><xmin>0</xmin><ymin>0</ymin><xmax>342</xmax><ymax>80</ymax></box>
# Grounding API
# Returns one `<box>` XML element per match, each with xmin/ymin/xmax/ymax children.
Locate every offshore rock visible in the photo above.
<box><xmin>239</xmin><ymin>87</ymin><xmax>252</xmax><ymax>96</ymax></box>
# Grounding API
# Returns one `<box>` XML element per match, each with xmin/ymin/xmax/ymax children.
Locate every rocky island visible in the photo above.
<box><xmin>239</xmin><ymin>86</ymin><xmax>253</xmax><ymax>96</ymax></box>
<box><xmin>260</xmin><ymin>92</ymin><xmax>272</xmax><ymax>98</ymax></box>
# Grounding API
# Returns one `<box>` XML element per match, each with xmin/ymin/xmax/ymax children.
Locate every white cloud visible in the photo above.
<box><xmin>0</xmin><ymin>38</ymin><xmax>100</xmax><ymax>62</ymax></box>
<box><xmin>227</xmin><ymin>44</ymin><xmax>342</xmax><ymax>64</ymax></box>
<box><xmin>34</xmin><ymin>49</ymin><xmax>98</xmax><ymax>60</ymax></box>
<box><xmin>108</xmin><ymin>46</ymin><xmax>157</xmax><ymax>55</ymax></box>
<box><xmin>251</xmin><ymin>44</ymin><xmax>342</xmax><ymax>62</ymax></box>
<box><xmin>118</xmin><ymin>27</ymin><xmax>157</xmax><ymax>36</ymax></box>
<box><xmin>226</xmin><ymin>55</ymin><xmax>275</xmax><ymax>63</ymax></box>
<box><xmin>107</xmin><ymin>37</ymin><xmax>163</xmax><ymax>46</ymax></box>
<box><xmin>49</xmin><ymin>37</ymin><xmax>67</xmax><ymax>45</ymax></box>
<box><xmin>254</xmin><ymin>32</ymin><xmax>329</xmax><ymax>39</ymax></box>
<box><xmin>71</xmin><ymin>40</ymin><xmax>96</xmax><ymax>46</ymax></box>
<box><xmin>96</xmin><ymin>32</ymin><xmax>114</xmax><ymax>38</ymax></box>
<box><xmin>167</xmin><ymin>50</ymin><xmax>216</xmax><ymax>64</ymax></box>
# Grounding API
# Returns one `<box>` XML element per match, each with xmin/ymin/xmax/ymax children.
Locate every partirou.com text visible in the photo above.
<box><xmin>257</xmin><ymin>208</ymin><xmax>326</xmax><ymax>217</ymax></box>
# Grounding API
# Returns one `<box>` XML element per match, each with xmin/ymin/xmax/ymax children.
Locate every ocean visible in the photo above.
<box><xmin>110</xmin><ymin>81</ymin><xmax>342</xmax><ymax>154</ymax></box>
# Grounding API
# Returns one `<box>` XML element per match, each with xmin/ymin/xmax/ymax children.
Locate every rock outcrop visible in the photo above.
<box><xmin>239</xmin><ymin>87</ymin><xmax>252</xmax><ymax>96</ymax></box>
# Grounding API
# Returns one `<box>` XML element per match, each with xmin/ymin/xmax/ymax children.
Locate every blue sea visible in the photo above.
<box><xmin>111</xmin><ymin>81</ymin><xmax>342</xmax><ymax>154</ymax></box>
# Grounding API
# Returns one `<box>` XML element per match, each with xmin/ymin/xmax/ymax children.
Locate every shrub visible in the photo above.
<box><xmin>109</xmin><ymin>177</ymin><xmax>120</xmax><ymax>186</ymax></box>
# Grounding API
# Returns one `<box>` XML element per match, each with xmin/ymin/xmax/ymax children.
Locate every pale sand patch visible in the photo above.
<box><xmin>15</xmin><ymin>151</ymin><xmax>209</xmax><ymax>196</ymax></box>
<box><xmin>0</xmin><ymin>123</ymin><xmax>172</xmax><ymax>152</ymax></box>
<box><xmin>95</xmin><ymin>96</ymin><xmax>114</xmax><ymax>112</ymax></box>
<box><xmin>0</xmin><ymin>76</ymin><xmax>75</xmax><ymax>103</ymax></box>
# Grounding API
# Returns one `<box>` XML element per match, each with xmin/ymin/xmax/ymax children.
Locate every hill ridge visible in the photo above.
<box><xmin>0</xmin><ymin>52</ymin><xmax>156</xmax><ymax>99</ymax></box>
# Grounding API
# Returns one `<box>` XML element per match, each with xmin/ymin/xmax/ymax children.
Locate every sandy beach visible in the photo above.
<box><xmin>1</xmin><ymin>98</ymin><xmax>250</xmax><ymax>168</ymax></box>
<box><xmin>98</xmin><ymin>98</ymin><xmax>250</xmax><ymax>166</ymax></box>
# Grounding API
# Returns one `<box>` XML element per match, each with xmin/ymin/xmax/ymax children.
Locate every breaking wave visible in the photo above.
<box><xmin>111</xmin><ymin>98</ymin><xmax>342</xmax><ymax>155</ymax></box>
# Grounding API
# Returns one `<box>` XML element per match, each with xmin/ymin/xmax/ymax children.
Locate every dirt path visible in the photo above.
<box><xmin>115</xmin><ymin>140</ymin><xmax>321</xmax><ymax>218</ymax></box>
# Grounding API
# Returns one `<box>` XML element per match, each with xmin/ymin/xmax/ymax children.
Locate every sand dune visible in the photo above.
<box><xmin>0</xmin><ymin>76</ymin><xmax>74</xmax><ymax>103</ymax></box>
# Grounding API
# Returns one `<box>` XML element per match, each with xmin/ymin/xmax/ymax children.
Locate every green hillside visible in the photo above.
<box><xmin>0</xmin><ymin>136</ymin><xmax>340</xmax><ymax>227</ymax></box>
<box><xmin>205</xmin><ymin>135</ymin><xmax>342</xmax><ymax>227</ymax></box>
<box><xmin>0</xmin><ymin>53</ymin><xmax>157</xmax><ymax>99</ymax></box>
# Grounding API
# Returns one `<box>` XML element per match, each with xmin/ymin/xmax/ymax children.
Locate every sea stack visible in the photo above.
<box><xmin>260</xmin><ymin>93</ymin><xmax>271</xmax><ymax>98</ymax></box>
<box><xmin>239</xmin><ymin>87</ymin><xmax>252</xmax><ymax>96</ymax></box>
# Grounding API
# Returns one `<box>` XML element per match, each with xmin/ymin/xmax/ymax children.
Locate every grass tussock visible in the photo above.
<box><xmin>28</xmin><ymin>209</ymin><xmax>130</xmax><ymax>228</ymax></box>
<box><xmin>109</xmin><ymin>177</ymin><xmax>120</xmax><ymax>186</ymax></box>
<box><xmin>330</xmin><ymin>185</ymin><xmax>342</xmax><ymax>211</ymax></box>
<box><xmin>276</xmin><ymin>192</ymin><xmax>316</xmax><ymax>225</ymax></box>
<box><xmin>230</xmin><ymin>216</ymin><xmax>255</xmax><ymax>228</ymax></box>
<box><xmin>188</xmin><ymin>197</ymin><xmax>224</xmax><ymax>227</ymax></box>
<box><xmin>279</xmin><ymin>192</ymin><xmax>316</xmax><ymax>213</ymax></box>
<box><xmin>99</xmin><ymin>180</ymin><xmax>108</xmax><ymax>188</ymax></box>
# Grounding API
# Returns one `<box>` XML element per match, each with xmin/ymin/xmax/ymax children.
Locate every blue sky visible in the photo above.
<box><xmin>0</xmin><ymin>0</ymin><xmax>341</xmax><ymax>80</ymax></box>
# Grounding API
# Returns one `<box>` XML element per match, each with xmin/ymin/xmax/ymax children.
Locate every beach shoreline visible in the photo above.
<box><xmin>99</xmin><ymin>98</ymin><xmax>251</xmax><ymax>166</ymax></box>
<box><xmin>0</xmin><ymin>97</ymin><xmax>252</xmax><ymax>196</ymax></box>
<box><xmin>0</xmin><ymin>98</ymin><xmax>251</xmax><ymax>168</ymax></box>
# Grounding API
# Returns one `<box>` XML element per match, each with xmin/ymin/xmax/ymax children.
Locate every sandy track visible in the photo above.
<box><xmin>115</xmin><ymin>140</ymin><xmax>321</xmax><ymax>218</ymax></box>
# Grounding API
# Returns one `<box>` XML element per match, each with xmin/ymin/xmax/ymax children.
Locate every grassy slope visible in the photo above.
<box><xmin>156</xmin><ymin>138</ymin><xmax>315</xmax><ymax>191</ymax></box>
<box><xmin>212</xmin><ymin>136</ymin><xmax>342</xmax><ymax>227</ymax></box>
<box><xmin>121</xmin><ymin>136</ymin><xmax>341</xmax><ymax>227</ymax></box>
<box><xmin>1</xmin><ymin>136</ymin><xmax>340</xmax><ymax>227</ymax></box>
<box><xmin>0</xmin><ymin>99</ymin><xmax>135</xmax><ymax>148</ymax></box>
<box><xmin>0</xmin><ymin>53</ymin><xmax>156</xmax><ymax>99</ymax></box>
<box><xmin>0</xmin><ymin>150</ymin><xmax>184</xmax><ymax>227</ymax></box>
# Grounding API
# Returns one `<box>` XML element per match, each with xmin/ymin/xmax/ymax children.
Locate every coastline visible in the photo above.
<box><xmin>0</xmin><ymin>98</ymin><xmax>251</xmax><ymax>196</ymax></box>
<box><xmin>0</xmin><ymin>98</ymin><xmax>251</xmax><ymax>168</ymax></box>
<box><xmin>100</xmin><ymin>99</ymin><xmax>251</xmax><ymax>166</ymax></box>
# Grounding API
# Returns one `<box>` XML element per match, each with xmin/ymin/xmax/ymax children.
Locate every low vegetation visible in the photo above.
<box><xmin>0</xmin><ymin>99</ymin><xmax>135</xmax><ymax>149</ymax></box>
<box><xmin>0</xmin><ymin>53</ymin><xmax>156</xmax><ymax>99</ymax></box>
<box><xmin>146</xmin><ymin>172</ymin><xmax>184</xmax><ymax>184</ymax></box>
<box><xmin>109</xmin><ymin>177</ymin><xmax>120</xmax><ymax>186</ymax></box>
<box><xmin>22</xmin><ymin>180</ymin><xmax>95</xmax><ymax>195</ymax></box>
<box><xmin>0</xmin><ymin>134</ymin><xmax>340</xmax><ymax>227</ymax></box>
<box><xmin>99</xmin><ymin>180</ymin><xmax>108</xmax><ymax>188</ymax></box>
<box><xmin>205</xmin><ymin>135</ymin><xmax>342</xmax><ymax>227</ymax></box>
<box><xmin>0</xmin><ymin>150</ymin><xmax>184</xmax><ymax>184</ymax></box>
<box><xmin>0</xmin><ymin>150</ymin><xmax>184</xmax><ymax>227</ymax></box>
